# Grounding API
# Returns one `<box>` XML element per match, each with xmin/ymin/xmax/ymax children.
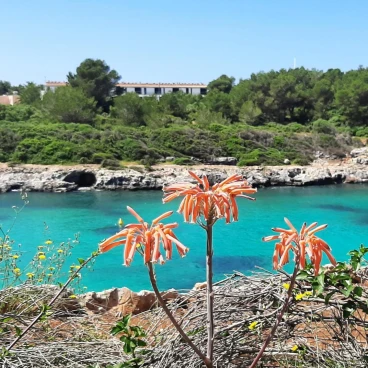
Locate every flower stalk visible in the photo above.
<box><xmin>147</xmin><ymin>262</ymin><xmax>211</xmax><ymax>367</ymax></box>
<box><xmin>206</xmin><ymin>224</ymin><xmax>214</xmax><ymax>362</ymax></box>
<box><xmin>100</xmin><ymin>172</ymin><xmax>257</xmax><ymax>367</ymax></box>
<box><xmin>250</xmin><ymin>218</ymin><xmax>337</xmax><ymax>366</ymax></box>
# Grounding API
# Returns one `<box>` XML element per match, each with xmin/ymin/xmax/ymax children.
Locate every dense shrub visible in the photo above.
<box><xmin>41</xmin><ymin>87</ymin><xmax>96</xmax><ymax>124</ymax></box>
<box><xmin>0</xmin><ymin>113</ymin><xmax>358</xmax><ymax>167</ymax></box>
<box><xmin>312</xmin><ymin>119</ymin><xmax>337</xmax><ymax>135</ymax></box>
<box><xmin>355</xmin><ymin>126</ymin><xmax>368</xmax><ymax>137</ymax></box>
<box><xmin>0</xmin><ymin>104</ymin><xmax>38</xmax><ymax>122</ymax></box>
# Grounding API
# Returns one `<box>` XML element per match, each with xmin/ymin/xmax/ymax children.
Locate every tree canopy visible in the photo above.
<box><xmin>207</xmin><ymin>74</ymin><xmax>235</xmax><ymax>94</ymax></box>
<box><xmin>0</xmin><ymin>81</ymin><xmax>12</xmax><ymax>95</ymax></box>
<box><xmin>1</xmin><ymin>61</ymin><xmax>368</xmax><ymax>166</ymax></box>
<box><xmin>20</xmin><ymin>82</ymin><xmax>42</xmax><ymax>105</ymax></box>
<box><xmin>67</xmin><ymin>58</ymin><xmax>121</xmax><ymax>111</ymax></box>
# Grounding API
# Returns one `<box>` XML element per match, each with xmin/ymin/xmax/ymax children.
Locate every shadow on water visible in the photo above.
<box><xmin>94</xmin><ymin>225</ymin><xmax>121</xmax><ymax>236</ymax></box>
<box><xmin>195</xmin><ymin>255</ymin><xmax>269</xmax><ymax>275</ymax></box>
<box><xmin>316</xmin><ymin>204</ymin><xmax>365</xmax><ymax>213</ymax></box>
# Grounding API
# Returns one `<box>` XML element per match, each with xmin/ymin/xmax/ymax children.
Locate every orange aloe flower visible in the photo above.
<box><xmin>263</xmin><ymin>218</ymin><xmax>337</xmax><ymax>275</ymax></box>
<box><xmin>99</xmin><ymin>206</ymin><xmax>189</xmax><ymax>266</ymax></box>
<box><xmin>163</xmin><ymin>171</ymin><xmax>257</xmax><ymax>224</ymax></box>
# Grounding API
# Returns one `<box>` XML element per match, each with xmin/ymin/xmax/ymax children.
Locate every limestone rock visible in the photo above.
<box><xmin>1</xmin><ymin>161</ymin><xmax>368</xmax><ymax>193</ymax></box>
<box><xmin>82</xmin><ymin>287</ymin><xmax>179</xmax><ymax>315</ymax></box>
<box><xmin>82</xmin><ymin>288</ymin><xmax>121</xmax><ymax>313</ymax></box>
<box><xmin>209</xmin><ymin>157</ymin><xmax>237</xmax><ymax>165</ymax></box>
<box><xmin>193</xmin><ymin>282</ymin><xmax>207</xmax><ymax>290</ymax></box>
<box><xmin>350</xmin><ymin>147</ymin><xmax>368</xmax><ymax>157</ymax></box>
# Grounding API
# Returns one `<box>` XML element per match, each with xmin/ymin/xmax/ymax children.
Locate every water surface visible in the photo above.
<box><xmin>0</xmin><ymin>185</ymin><xmax>367</xmax><ymax>291</ymax></box>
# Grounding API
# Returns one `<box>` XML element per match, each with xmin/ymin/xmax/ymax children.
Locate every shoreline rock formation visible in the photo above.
<box><xmin>0</xmin><ymin>160</ymin><xmax>367</xmax><ymax>194</ymax></box>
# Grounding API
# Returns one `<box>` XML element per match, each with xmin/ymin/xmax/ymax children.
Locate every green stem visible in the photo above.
<box><xmin>147</xmin><ymin>262</ymin><xmax>211</xmax><ymax>367</ymax></box>
<box><xmin>249</xmin><ymin>256</ymin><xmax>300</xmax><ymax>368</ymax></box>
<box><xmin>206</xmin><ymin>224</ymin><xmax>214</xmax><ymax>364</ymax></box>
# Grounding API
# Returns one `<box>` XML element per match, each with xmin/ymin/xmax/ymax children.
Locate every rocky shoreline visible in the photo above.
<box><xmin>0</xmin><ymin>159</ymin><xmax>367</xmax><ymax>194</ymax></box>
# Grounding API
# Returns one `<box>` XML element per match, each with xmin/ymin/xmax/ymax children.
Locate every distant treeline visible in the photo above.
<box><xmin>0</xmin><ymin>59</ymin><xmax>366</xmax><ymax>166</ymax></box>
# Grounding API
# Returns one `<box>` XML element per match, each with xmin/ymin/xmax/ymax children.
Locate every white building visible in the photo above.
<box><xmin>116</xmin><ymin>82</ymin><xmax>207</xmax><ymax>97</ymax></box>
<box><xmin>44</xmin><ymin>81</ymin><xmax>207</xmax><ymax>98</ymax></box>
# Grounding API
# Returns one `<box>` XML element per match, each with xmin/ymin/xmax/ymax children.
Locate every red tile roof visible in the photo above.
<box><xmin>116</xmin><ymin>82</ymin><xmax>207</xmax><ymax>88</ymax></box>
<box><xmin>45</xmin><ymin>81</ymin><xmax>207</xmax><ymax>88</ymax></box>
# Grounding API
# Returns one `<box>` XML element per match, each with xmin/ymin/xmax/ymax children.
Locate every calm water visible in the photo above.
<box><xmin>0</xmin><ymin>185</ymin><xmax>367</xmax><ymax>292</ymax></box>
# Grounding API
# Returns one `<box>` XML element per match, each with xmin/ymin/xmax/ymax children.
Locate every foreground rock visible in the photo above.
<box><xmin>0</xmin><ymin>160</ymin><xmax>367</xmax><ymax>193</ymax></box>
<box><xmin>81</xmin><ymin>287</ymin><xmax>179</xmax><ymax>315</ymax></box>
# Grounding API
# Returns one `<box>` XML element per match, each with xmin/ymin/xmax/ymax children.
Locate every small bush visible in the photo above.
<box><xmin>237</xmin><ymin>150</ymin><xmax>261</xmax><ymax>166</ymax></box>
<box><xmin>101</xmin><ymin>159</ymin><xmax>122</xmax><ymax>170</ymax></box>
<box><xmin>292</xmin><ymin>157</ymin><xmax>310</xmax><ymax>165</ymax></box>
<box><xmin>285</xmin><ymin>122</ymin><xmax>305</xmax><ymax>133</ymax></box>
<box><xmin>92</xmin><ymin>152</ymin><xmax>114</xmax><ymax>164</ymax></box>
<box><xmin>140</xmin><ymin>155</ymin><xmax>157</xmax><ymax>168</ymax></box>
<box><xmin>79</xmin><ymin>157</ymin><xmax>89</xmax><ymax>164</ymax></box>
<box><xmin>173</xmin><ymin>157</ymin><xmax>193</xmax><ymax>165</ymax></box>
<box><xmin>238</xmin><ymin>148</ymin><xmax>285</xmax><ymax>166</ymax></box>
<box><xmin>312</xmin><ymin>119</ymin><xmax>337</xmax><ymax>135</ymax></box>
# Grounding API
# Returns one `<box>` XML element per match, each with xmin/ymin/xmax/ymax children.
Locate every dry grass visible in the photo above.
<box><xmin>2</xmin><ymin>272</ymin><xmax>368</xmax><ymax>367</ymax></box>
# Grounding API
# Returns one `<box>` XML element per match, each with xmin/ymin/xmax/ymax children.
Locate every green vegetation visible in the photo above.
<box><xmin>1</xmin><ymin>62</ymin><xmax>367</xmax><ymax>166</ymax></box>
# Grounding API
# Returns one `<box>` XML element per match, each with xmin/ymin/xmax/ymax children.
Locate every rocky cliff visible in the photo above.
<box><xmin>0</xmin><ymin>159</ymin><xmax>367</xmax><ymax>193</ymax></box>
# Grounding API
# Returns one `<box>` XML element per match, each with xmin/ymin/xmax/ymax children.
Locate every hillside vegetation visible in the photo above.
<box><xmin>1</xmin><ymin>60</ymin><xmax>367</xmax><ymax>167</ymax></box>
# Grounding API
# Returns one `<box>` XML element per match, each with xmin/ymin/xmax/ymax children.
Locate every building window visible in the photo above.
<box><xmin>154</xmin><ymin>88</ymin><xmax>162</xmax><ymax>95</ymax></box>
<box><xmin>135</xmin><ymin>87</ymin><xmax>142</xmax><ymax>94</ymax></box>
<box><xmin>200</xmin><ymin>88</ymin><xmax>207</xmax><ymax>95</ymax></box>
<box><xmin>186</xmin><ymin>88</ymin><xmax>189</xmax><ymax>94</ymax></box>
<box><xmin>172</xmin><ymin>88</ymin><xmax>179</xmax><ymax>93</ymax></box>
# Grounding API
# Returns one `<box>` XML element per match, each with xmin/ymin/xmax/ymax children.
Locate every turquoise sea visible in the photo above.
<box><xmin>0</xmin><ymin>185</ymin><xmax>367</xmax><ymax>292</ymax></box>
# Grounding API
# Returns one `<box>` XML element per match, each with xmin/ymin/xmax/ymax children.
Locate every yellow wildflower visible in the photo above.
<box><xmin>48</xmin><ymin>267</ymin><xmax>55</xmax><ymax>271</ymax></box>
<box><xmin>295</xmin><ymin>291</ymin><xmax>313</xmax><ymax>301</ymax></box>
<box><xmin>47</xmin><ymin>273</ymin><xmax>53</xmax><ymax>277</ymax></box>
<box><xmin>26</xmin><ymin>272</ymin><xmax>34</xmax><ymax>278</ymax></box>
<box><xmin>12</xmin><ymin>255</ymin><xmax>20</xmax><ymax>259</ymax></box>
<box><xmin>69</xmin><ymin>295</ymin><xmax>77</xmax><ymax>299</ymax></box>
<box><xmin>295</xmin><ymin>293</ymin><xmax>305</xmax><ymax>301</ymax></box>
<box><xmin>38</xmin><ymin>254</ymin><xmax>46</xmax><ymax>260</ymax></box>
<box><xmin>38</xmin><ymin>246</ymin><xmax>44</xmax><ymax>249</ymax></box>
<box><xmin>45</xmin><ymin>240</ymin><xmax>53</xmax><ymax>245</ymax></box>
<box><xmin>291</xmin><ymin>345</ymin><xmax>298</xmax><ymax>352</ymax></box>
<box><xmin>136</xmin><ymin>243</ymin><xmax>142</xmax><ymax>248</ymax></box>
<box><xmin>38</xmin><ymin>279</ymin><xmax>43</xmax><ymax>282</ymax></box>
<box><xmin>13</xmin><ymin>268</ymin><xmax>21</xmax><ymax>275</ymax></box>
<box><xmin>283</xmin><ymin>283</ymin><xmax>290</xmax><ymax>290</ymax></box>
<box><xmin>57</xmin><ymin>249</ymin><xmax>63</xmax><ymax>254</ymax></box>
<box><xmin>248</xmin><ymin>321</ymin><xmax>259</xmax><ymax>330</ymax></box>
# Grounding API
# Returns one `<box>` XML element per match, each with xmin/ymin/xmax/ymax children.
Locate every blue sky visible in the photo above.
<box><xmin>1</xmin><ymin>0</ymin><xmax>368</xmax><ymax>85</ymax></box>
